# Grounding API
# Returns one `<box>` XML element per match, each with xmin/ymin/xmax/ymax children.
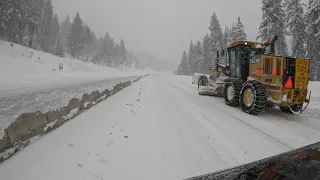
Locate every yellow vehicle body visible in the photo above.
<box><xmin>218</xmin><ymin>36</ymin><xmax>311</xmax><ymax>115</ymax></box>
<box><xmin>248</xmin><ymin>56</ymin><xmax>310</xmax><ymax>107</ymax></box>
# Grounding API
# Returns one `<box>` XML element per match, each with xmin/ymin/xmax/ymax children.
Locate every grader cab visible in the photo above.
<box><xmin>198</xmin><ymin>35</ymin><xmax>311</xmax><ymax>115</ymax></box>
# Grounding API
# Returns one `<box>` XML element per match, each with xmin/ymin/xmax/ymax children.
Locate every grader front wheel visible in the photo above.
<box><xmin>224</xmin><ymin>81</ymin><xmax>242</xmax><ymax>107</ymax></box>
<box><xmin>240</xmin><ymin>81</ymin><xmax>267</xmax><ymax>115</ymax></box>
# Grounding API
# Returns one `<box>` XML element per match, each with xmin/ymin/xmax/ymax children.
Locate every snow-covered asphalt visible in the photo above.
<box><xmin>1</xmin><ymin>74</ymin><xmax>320</xmax><ymax>180</ymax></box>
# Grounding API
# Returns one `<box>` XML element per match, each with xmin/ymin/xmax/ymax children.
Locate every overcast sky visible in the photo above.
<box><xmin>52</xmin><ymin>0</ymin><xmax>307</xmax><ymax>64</ymax></box>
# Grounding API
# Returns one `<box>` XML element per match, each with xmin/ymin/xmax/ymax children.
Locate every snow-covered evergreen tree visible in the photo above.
<box><xmin>177</xmin><ymin>51</ymin><xmax>188</xmax><ymax>75</ymax></box>
<box><xmin>257</xmin><ymin>0</ymin><xmax>288</xmax><ymax>56</ymax></box>
<box><xmin>114</xmin><ymin>43</ymin><xmax>121</xmax><ymax>67</ymax></box>
<box><xmin>305</xmin><ymin>0</ymin><xmax>320</xmax><ymax>80</ymax></box>
<box><xmin>188</xmin><ymin>41</ymin><xmax>196</xmax><ymax>74</ymax></box>
<box><xmin>50</xmin><ymin>14</ymin><xmax>60</xmax><ymax>53</ymax></box>
<box><xmin>34</xmin><ymin>0</ymin><xmax>45</xmax><ymax>50</ymax></box>
<box><xmin>285</xmin><ymin>0</ymin><xmax>306</xmax><ymax>57</ymax></box>
<box><xmin>232</xmin><ymin>17</ymin><xmax>247</xmax><ymax>41</ymax></box>
<box><xmin>222</xmin><ymin>26</ymin><xmax>232</xmax><ymax>49</ymax></box>
<box><xmin>42</xmin><ymin>0</ymin><xmax>53</xmax><ymax>52</ymax></box>
<box><xmin>82</xmin><ymin>25</ymin><xmax>95</xmax><ymax>58</ymax></box>
<box><xmin>59</xmin><ymin>15</ymin><xmax>71</xmax><ymax>53</ymax></box>
<box><xmin>0</xmin><ymin>0</ymin><xmax>20</xmax><ymax>43</ymax></box>
<box><xmin>54</xmin><ymin>38</ymin><xmax>64</xmax><ymax>57</ymax></box>
<box><xmin>120</xmin><ymin>39</ymin><xmax>126</xmax><ymax>66</ymax></box>
<box><xmin>22</xmin><ymin>0</ymin><xmax>42</xmax><ymax>49</ymax></box>
<box><xmin>21</xmin><ymin>25</ymin><xmax>30</xmax><ymax>47</ymax></box>
<box><xmin>194</xmin><ymin>41</ymin><xmax>203</xmax><ymax>73</ymax></box>
<box><xmin>67</xmin><ymin>12</ymin><xmax>84</xmax><ymax>58</ymax></box>
<box><xmin>202</xmin><ymin>34</ymin><xmax>211</xmax><ymax>73</ymax></box>
<box><xmin>208</xmin><ymin>13</ymin><xmax>223</xmax><ymax>62</ymax></box>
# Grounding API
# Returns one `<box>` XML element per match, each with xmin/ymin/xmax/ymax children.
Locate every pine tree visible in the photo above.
<box><xmin>34</xmin><ymin>0</ymin><xmax>45</xmax><ymax>50</ymax></box>
<box><xmin>257</xmin><ymin>0</ymin><xmax>288</xmax><ymax>56</ymax></box>
<box><xmin>83</xmin><ymin>25</ymin><xmax>94</xmax><ymax>57</ymax></box>
<box><xmin>232</xmin><ymin>17</ymin><xmax>247</xmax><ymax>41</ymax></box>
<box><xmin>49</xmin><ymin>14</ymin><xmax>60</xmax><ymax>53</ymax></box>
<box><xmin>42</xmin><ymin>0</ymin><xmax>53</xmax><ymax>52</ymax></box>
<box><xmin>222</xmin><ymin>26</ymin><xmax>232</xmax><ymax>49</ymax></box>
<box><xmin>54</xmin><ymin>38</ymin><xmax>64</xmax><ymax>57</ymax></box>
<box><xmin>21</xmin><ymin>0</ymin><xmax>42</xmax><ymax>49</ymax></box>
<box><xmin>202</xmin><ymin>34</ymin><xmax>211</xmax><ymax>73</ymax></box>
<box><xmin>120</xmin><ymin>39</ymin><xmax>126</xmax><ymax>66</ymax></box>
<box><xmin>188</xmin><ymin>41</ymin><xmax>196</xmax><ymax>74</ymax></box>
<box><xmin>305</xmin><ymin>0</ymin><xmax>320</xmax><ymax>80</ymax></box>
<box><xmin>194</xmin><ymin>41</ymin><xmax>203</xmax><ymax>73</ymax></box>
<box><xmin>285</xmin><ymin>0</ymin><xmax>306</xmax><ymax>58</ymax></box>
<box><xmin>177</xmin><ymin>51</ymin><xmax>188</xmax><ymax>75</ymax></box>
<box><xmin>0</xmin><ymin>0</ymin><xmax>20</xmax><ymax>43</ymax></box>
<box><xmin>231</xmin><ymin>23</ymin><xmax>236</xmax><ymax>41</ymax></box>
<box><xmin>67</xmin><ymin>12</ymin><xmax>84</xmax><ymax>58</ymax></box>
<box><xmin>114</xmin><ymin>43</ymin><xmax>121</xmax><ymax>67</ymax></box>
<box><xmin>208</xmin><ymin>13</ymin><xmax>223</xmax><ymax>61</ymax></box>
<box><xmin>59</xmin><ymin>15</ymin><xmax>71</xmax><ymax>52</ymax></box>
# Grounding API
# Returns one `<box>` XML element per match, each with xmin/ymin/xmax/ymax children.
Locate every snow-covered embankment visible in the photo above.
<box><xmin>0</xmin><ymin>40</ymin><xmax>148</xmax><ymax>162</ymax></box>
<box><xmin>0</xmin><ymin>76</ymin><xmax>147</xmax><ymax>162</ymax></box>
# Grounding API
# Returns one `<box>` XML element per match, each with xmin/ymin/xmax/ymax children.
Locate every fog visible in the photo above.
<box><xmin>52</xmin><ymin>0</ymin><xmax>307</xmax><ymax>67</ymax></box>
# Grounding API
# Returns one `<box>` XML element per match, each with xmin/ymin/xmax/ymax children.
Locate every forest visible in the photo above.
<box><xmin>0</xmin><ymin>0</ymin><xmax>175</xmax><ymax>71</ymax></box>
<box><xmin>176</xmin><ymin>0</ymin><xmax>320</xmax><ymax>81</ymax></box>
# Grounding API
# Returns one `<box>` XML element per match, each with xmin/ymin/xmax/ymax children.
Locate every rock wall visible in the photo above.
<box><xmin>0</xmin><ymin>76</ymin><xmax>144</xmax><ymax>162</ymax></box>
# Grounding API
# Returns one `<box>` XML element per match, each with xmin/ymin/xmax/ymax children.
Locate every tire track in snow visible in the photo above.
<box><xmin>186</xmin><ymin>105</ymin><xmax>251</xmax><ymax>166</ymax></box>
<box><xmin>209</xmin><ymin>104</ymin><xmax>294</xmax><ymax>150</ymax></box>
<box><xmin>165</xmin><ymin>79</ymin><xmax>294</xmax><ymax>151</ymax></box>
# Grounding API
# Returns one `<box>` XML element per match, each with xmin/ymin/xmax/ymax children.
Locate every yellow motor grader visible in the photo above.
<box><xmin>198</xmin><ymin>35</ymin><xmax>311</xmax><ymax>115</ymax></box>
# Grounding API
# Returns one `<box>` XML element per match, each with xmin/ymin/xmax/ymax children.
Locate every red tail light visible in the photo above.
<box><xmin>285</xmin><ymin>77</ymin><xmax>293</xmax><ymax>89</ymax></box>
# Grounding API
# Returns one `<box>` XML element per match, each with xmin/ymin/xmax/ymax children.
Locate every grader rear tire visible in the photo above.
<box><xmin>224</xmin><ymin>81</ymin><xmax>242</xmax><ymax>107</ymax></box>
<box><xmin>240</xmin><ymin>81</ymin><xmax>267</xmax><ymax>115</ymax></box>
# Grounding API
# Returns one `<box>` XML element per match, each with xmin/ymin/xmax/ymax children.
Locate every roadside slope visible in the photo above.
<box><xmin>0</xmin><ymin>40</ymin><xmax>147</xmax><ymax>97</ymax></box>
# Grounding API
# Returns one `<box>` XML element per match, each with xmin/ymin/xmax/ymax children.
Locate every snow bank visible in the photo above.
<box><xmin>308</xmin><ymin>81</ymin><xmax>320</xmax><ymax>109</ymax></box>
<box><xmin>309</xmin><ymin>81</ymin><xmax>320</xmax><ymax>98</ymax></box>
<box><xmin>0</xmin><ymin>76</ymin><xmax>146</xmax><ymax>163</ymax></box>
<box><xmin>63</xmin><ymin>108</ymin><xmax>79</xmax><ymax>120</ymax></box>
<box><xmin>43</xmin><ymin>120</ymin><xmax>58</xmax><ymax>132</ymax></box>
<box><xmin>0</xmin><ymin>40</ymin><xmax>148</xmax><ymax>97</ymax></box>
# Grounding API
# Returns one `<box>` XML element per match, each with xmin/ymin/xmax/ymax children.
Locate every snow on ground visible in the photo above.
<box><xmin>0</xmin><ymin>76</ymin><xmax>139</xmax><ymax>138</ymax></box>
<box><xmin>308</xmin><ymin>81</ymin><xmax>320</xmax><ymax>108</ymax></box>
<box><xmin>0</xmin><ymin>40</ymin><xmax>149</xmax><ymax>138</ymax></box>
<box><xmin>0</xmin><ymin>40</ymin><xmax>147</xmax><ymax>98</ymax></box>
<box><xmin>1</xmin><ymin>74</ymin><xmax>320</xmax><ymax>180</ymax></box>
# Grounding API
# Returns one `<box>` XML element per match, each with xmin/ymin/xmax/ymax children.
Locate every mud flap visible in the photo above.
<box><xmin>287</xmin><ymin>91</ymin><xmax>311</xmax><ymax>114</ymax></box>
<box><xmin>301</xmin><ymin>90</ymin><xmax>311</xmax><ymax>114</ymax></box>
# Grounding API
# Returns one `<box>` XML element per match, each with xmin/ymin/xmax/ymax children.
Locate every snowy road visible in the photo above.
<box><xmin>1</xmin><ymin>74</ymin><xmax>320</xmax><ymax>180</ymax></box>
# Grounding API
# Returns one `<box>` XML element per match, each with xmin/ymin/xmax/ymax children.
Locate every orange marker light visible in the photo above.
<box><xmin>285</xmin><ymin>77</ymin><xmax>293</xmax><ymax>89</ymax></box>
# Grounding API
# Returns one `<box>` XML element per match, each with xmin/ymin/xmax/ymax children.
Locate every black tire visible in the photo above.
<box><xmin>280</xmin><ymin>104</ymin><xmax>303</xmax><ymax>114</ymax></box>
<box><xmin>265</xmin><ymin>104</ymin><xmax>275</xmax><ymax>108</ymax></box>
<box><xmin>280</xmin><ymin>106</ymin><xmax>290</xmax><ymax>113</ymax></box>
<box><xmin>224</xmin><ymin>81</ymin><xmax>242</xmax><ymax>107</ymax></box>
<box><xmin>240</xmin><ymin>81</ymin><xmax>267</xmax><ymax>115</ymax></box>
<box><xmin>198</xmin><ymin>76</ymin><xmax>208</xmax><ymax>90</ymax></box>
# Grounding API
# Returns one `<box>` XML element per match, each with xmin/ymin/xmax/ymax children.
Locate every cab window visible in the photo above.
<box><xmin>229</xmin><ymin>47</ymin><xmax>241</xmax><ymax>78</ymax></box>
